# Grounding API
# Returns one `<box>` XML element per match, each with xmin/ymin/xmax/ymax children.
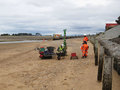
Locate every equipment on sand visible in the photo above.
<box><xmin>70</xmin><ymin>53</ymin><xmax>78</xmax><ymax>60</ymax></box>
<box><xmin>39</xmin><ymin>29</ymin><xmax>67</xmax><ymax>60</ymax></box>
<box><xmin>39</xmin><ymin>46</ymin><xmax>56</xmax><ymax>59</ymax></box>
<box><xmin>56</xmin><ymin>29</ymin><xmax>67</xmax><ymax>60</ymax></box>
<box><xmin>56</xmin><ymin>47</ymin><xmax>67</xmax><ymax>60</ymax></box>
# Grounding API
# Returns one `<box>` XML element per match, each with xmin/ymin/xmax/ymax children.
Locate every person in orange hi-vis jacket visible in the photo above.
<box><xmin>83</xmin><ymin>36</ymin><xmax>88</xmax><ymax>42</ymax></box>
<box><xmin>81</xmin><ymin>41</ymin><xmax>89</xmax><ymax>58</ymax></box>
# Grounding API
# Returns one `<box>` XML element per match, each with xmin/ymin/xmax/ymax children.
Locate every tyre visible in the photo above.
<box><xmin>57</xmin><ymin>56</ymin><xmax>60</xmax><ymax>60</ymax></box>
<box><xmin>76</xmin><ymin>56</ymin><xmax>78</xmax><ymax>59</ymax></box>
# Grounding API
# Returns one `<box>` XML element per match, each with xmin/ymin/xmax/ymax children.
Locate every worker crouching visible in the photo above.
<box><xmin>57</xmin><ymin>44</ymin><xmax>64</xmax><ymax>53</ymax></box>
<box><xmin>81</xmin><ymin>41</ymin><xmax>89</xmax><ymax>58</ymax></box>
<box><xmin>56</xmin><ymin>44</ymin><xmax>65</xmax><ymax>60</ymax></box>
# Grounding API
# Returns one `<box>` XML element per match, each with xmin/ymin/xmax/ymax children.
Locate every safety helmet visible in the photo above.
<box><xmin>61</xmin><ymin>44</ymin><xmax>64</xmax><ymax>46</ymax></box>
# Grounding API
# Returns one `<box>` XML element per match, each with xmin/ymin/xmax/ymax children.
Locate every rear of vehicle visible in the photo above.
<box><xmin>53</xmin><ymin>34</ymin><xmax>62</xmax><ymax>40</ymax></box>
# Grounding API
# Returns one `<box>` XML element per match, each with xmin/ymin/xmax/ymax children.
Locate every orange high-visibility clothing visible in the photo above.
<box><xmin>81</xmin><ymin>44</ymin><xmax>89</xmax><ymax>56</ymax></box>
<box><xmin>83</xmin><ymin>36</ymin><xmax>88</xmax><ymax>42</ymax></box>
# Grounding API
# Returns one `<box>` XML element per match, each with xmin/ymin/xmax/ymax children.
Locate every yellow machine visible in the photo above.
<box><xmin>53</xmin><ymin>34</ymin><xmax>62</xmax><ymax>40</ymax></box>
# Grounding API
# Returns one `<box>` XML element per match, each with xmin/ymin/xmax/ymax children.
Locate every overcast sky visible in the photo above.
<box><xmin>0</xmin><ymin>0</ymin><xmax>120</xmax><ymax>35</ymax></box>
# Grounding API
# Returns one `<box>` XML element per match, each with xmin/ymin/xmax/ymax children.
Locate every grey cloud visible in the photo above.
<box><xmin>0</xmin><ymin>0</ymin><xmax>120</xmax><ymax>35</ymax></box>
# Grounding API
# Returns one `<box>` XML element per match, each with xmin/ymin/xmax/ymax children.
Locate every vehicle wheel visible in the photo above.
<box><xmin>57</xmin><ymin>56</ymin><xmax>60</xmax><ymax>60</ymax></box>
<box><xmin>76</xmin><ymin>56</ymin><xmax>78</xmax><ymax>59</ymax></box>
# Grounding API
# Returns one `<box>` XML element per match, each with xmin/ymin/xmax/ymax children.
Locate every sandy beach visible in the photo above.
<box><xmin>0</xmin><ymin>38</ymin><xmax>119</xmax><ymax>90</ymax></box>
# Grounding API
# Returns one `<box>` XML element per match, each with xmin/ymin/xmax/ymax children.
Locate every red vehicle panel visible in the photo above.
<box><xmin>105</xmin><ymin>23</ymin><xmax>118</xmax><ymax>31</ymax></box>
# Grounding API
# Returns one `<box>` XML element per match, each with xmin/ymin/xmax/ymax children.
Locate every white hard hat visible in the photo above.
<box><xmin>61</xmin><ymin>44</ymin><xmax>64</xmax><ymax>46</ymax></box>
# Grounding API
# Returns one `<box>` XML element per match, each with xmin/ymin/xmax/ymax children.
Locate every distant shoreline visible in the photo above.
<box><xmin>0</xmin><ymin>39</ymin><xmax>22</xmax><ymax>42</ymax></box>
<box><xmin>0</xmin><ymin>36</ymin><xmax>53</xmax><ymax>41</ymax></box>
<box><xmin>0</xmin><ymin>40</ymin><xmax>43</xmax><ymax>44</ymax></box>
<box><xmin>0</xmin><ymin>36</ymin><xmax>83</xmax><ymax>43</ymax></box>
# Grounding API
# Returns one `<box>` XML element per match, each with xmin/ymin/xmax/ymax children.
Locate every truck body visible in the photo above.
<box><xmin>53</xmin><ymin>34</ymin><xmax>62</xmax><ymax>40</ymax></box>
<box><xmin>105</xmin><ymin>23</ymin><xmax>118</xmax><ymax>31</ymax></box>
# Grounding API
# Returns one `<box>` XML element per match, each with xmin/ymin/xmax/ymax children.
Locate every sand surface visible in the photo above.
<box><xmin>0</xmin><ymin>39</ymin><xmax>119</xmax><ymax>90</ymax></box>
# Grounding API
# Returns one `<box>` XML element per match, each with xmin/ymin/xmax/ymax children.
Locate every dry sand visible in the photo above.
<box><xmin>0</xmin><ymin>38</ymin><xmax>119</xmax><ymax>90</ymax></box>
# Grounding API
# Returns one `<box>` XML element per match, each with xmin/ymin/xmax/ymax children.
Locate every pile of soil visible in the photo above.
<box><xmin>109</xmin><ymin>37</ymin><xmax>120</xmax><ymax>44</ymax></box>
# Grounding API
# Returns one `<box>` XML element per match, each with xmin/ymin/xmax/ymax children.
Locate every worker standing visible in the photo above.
<box><xmin>81</xmin><ymin>41</ymin><xmax>89</xmax><ymax>58</ymax></box>
<box><xmin>83</xmin><ymin>36</ymin><xmax>88</xmax><ymax>42</ymax></box>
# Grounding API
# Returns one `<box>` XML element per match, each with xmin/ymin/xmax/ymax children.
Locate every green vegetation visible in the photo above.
<box><xmin>116</xmin><ymin>16</ymin><xmax>120</xmax><ymax>24</ymax></box>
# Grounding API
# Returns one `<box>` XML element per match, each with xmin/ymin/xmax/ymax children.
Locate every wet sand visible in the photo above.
<box><xmin>0</xmin><ymin>38</ymin><xmax>119</xmax><ymax>90</ymax></box>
